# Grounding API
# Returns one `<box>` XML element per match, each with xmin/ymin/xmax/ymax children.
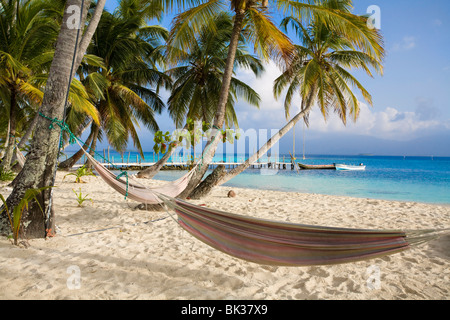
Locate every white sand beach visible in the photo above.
<box><xmin>0</xmin><ymin>171</ymin><xmax>449</xmax><ymax>300</ymax></box>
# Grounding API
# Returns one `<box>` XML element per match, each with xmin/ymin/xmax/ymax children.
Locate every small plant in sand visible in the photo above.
<box><xmin>72</xmin><ymin>188</ymin><xmax>93</xmax><ymax>207</ymax></box>
<box><xmin>63</xmin><ymin>165</ymin><xmax>96</xmax><ymax>183</ymax></box>
<box><xmin>1</xmin><ymin>186</ymin><xmax>52</xmax><ymax>245</ymax></box>
<box><xmin>0</xmin><ymin>166</ymin><xmax>15</xmax><ymax>181</ymax></box>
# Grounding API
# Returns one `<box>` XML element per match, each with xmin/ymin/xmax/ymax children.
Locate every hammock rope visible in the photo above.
<box><xmin>38</xmin><ymin>110</ymin><xmax>450</xmax><ymax>266</ymax></box>
<box><xmin>62</xmin><ymin>147</ymin><xmax>450</xmax><ymax>266</ymax></box>
<box><xmin>39</xmin><ymin>111</ymin><xmax>226</xmax><ymax>201</ymax></box>
<box><xmin>40</xmin><ymin>112</ymin><xmax>135</xmax><ymax>198</ymax></box>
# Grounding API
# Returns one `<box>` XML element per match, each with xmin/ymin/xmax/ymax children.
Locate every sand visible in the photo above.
<box><xmin>0</xmin><ymin>171</ymin><xmax>449</xmax><ymax>300</ymax></box>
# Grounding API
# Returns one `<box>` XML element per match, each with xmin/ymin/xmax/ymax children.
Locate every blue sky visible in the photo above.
<box><xmin>98</xmin><ymin>0</ymin><xmax>450</xmax><ymax>156</ymax></box>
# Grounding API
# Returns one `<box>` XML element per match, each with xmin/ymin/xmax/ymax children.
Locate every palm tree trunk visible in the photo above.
<box><xmin>0</xmin><ymin>84</ymin><xmax>17</xmax><ymax>172</ymax></box>
<box><xmin>137</xmin><ymin>147</ymin><xmax>174</xmax><ymax>179</ymax></box>
<box><xmin>73</xmin><ymin>0</ymin><xmax>106</xmax><ymax>71</ymax></box>
<box><xmin>16</xmin><ymin>111</ymin><xmax>39</xmax><ymax>150</ymax></box>
<box><xmin>11</xmin><ymin>115</ymin><xmax>93</xmax><ymax>170</ymax></box>
<box><xmin>219</xmin><ymin>104</ymin><xmax>313</xmax><ymax>185</ymax></box>
<box><xmin>0</xmin><ymin>117</ymin><xmax>11</xmax><ymax>159</ymax></box>
<box><xmin>0</xmin><ymin>0</ymin><xmax>104</xmax><ymax>239</ymax></box>
<box><xmin>84</xmin><ymin>124</ymin><xmax>99</xmax><ymax>169</ymax></box>
<box><xmin>191</xmin><ymin>102</ymin><xmax>314</xmax><ymax>199</ymax></box>
<box><xmin>136</xmin><ymin>123</ymin><xmax>188</xmax><ymax>179</ymax></box>
<box><xmin>10</xmin><ymin>109</ymin><xmax>44</xmax><ymax>168</ymax></box>
<box><xmin>177</xmin><ymin>9</ymin><xmax>246</xmax><ymax>199</ymax></box>
<box><xmin>58</xmin><ymin>125</ymin><xmax>95</xmax><ymax>170</ymax></box>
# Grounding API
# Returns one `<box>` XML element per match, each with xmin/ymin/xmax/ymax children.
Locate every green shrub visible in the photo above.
<box><xmin>1</xmin><ymin>186</ymin><xmax>52</xmax><ymax>245</ymax></box>
<box><xmin>0</xmin><ymin>167</ymin><xmax>15</xmax><ymax>181</ymax></box>
<box><xmin>73</xmin><ymin>188</ymin><xmax>93</xmax><ymax>207</ymax></box>
<box><xmin>63</xmin><ymin>165</ymin><xmax>96</xmax><ymax>183</ymax></box>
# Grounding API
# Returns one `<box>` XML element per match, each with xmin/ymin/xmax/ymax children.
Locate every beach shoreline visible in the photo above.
<box><xmin>0</xmin><ymin>172</ymin><xmax>449</xmax><ymax>300</ymax></box>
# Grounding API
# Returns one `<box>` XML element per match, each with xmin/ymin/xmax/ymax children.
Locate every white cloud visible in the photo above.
<box><xmin>306</xmin><ymin>102</ymin><xmax>448</xmax><ymax>141</ymax></box>
<box><xmin>235</xmin><ymin>61</ymin><xmax>287</xmax><ymax>128</ymax></box>
<box><xmin>234</xmin><ymin>62</ymin><xmax>450</xmax><ymax>143</ymax></box>
<box><xmin>432</xmin><ymin>19</ymin><xmax>443</xmax><ymax>26</ymax></box>
<box><xmin>237</xmin><ymin>60</ymin><xmax>284</xmax><ymax>111</ymax></box>
<box><xmin>392</xmin><ymin>36</ymin><xmax>416</xmax><ymax>51</ymax></box>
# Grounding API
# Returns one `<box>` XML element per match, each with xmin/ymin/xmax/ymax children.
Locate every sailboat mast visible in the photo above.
<box><xmin>293</xmin><ymin>123</ymin><xmax>295</xmax><ymax>158</ymax></box>
<box><xmin>302</xmin><ymin>121</ymin><xmax>306</xmax><ymax>160</ymax></box>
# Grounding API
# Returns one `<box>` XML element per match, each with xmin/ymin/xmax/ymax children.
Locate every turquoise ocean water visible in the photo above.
<box><xmin>69</xmin><ymin>151</ymin><xmax>450</xmax><ymax>205</ymax></box>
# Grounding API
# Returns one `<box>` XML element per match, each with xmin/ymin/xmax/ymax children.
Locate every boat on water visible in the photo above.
<box><xmin>297</xmin><ymin>163</ymin><xmax>336</xmax><ymax>170</ymax></box>
<box><xmin>335</xmin><ymin>164</ymin><xmax>366</xmax><ymax>171</ymax></box>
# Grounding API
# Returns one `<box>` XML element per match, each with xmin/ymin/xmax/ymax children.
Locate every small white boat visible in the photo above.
<box><xmin>335</xmin><ymin>164</ymin><xmax>366</xmax><ymax>171</ymax></box>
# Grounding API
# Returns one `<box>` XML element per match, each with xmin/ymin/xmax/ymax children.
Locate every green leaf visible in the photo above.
<box><xmin>12</xmin><ymin>186</ymin><xmax>53</xmax><ymax>244</ymax></box>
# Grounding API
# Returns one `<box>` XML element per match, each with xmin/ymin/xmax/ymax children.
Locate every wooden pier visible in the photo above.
<box><xmin>73</xmin><ymin>160</ymin><xmax>297</xmax><ymax>171</ymax></box>
<box><xmin>69</xmin><ymin>151</ymin><xmax>299</xmax><ymax>171</ymax></box>
<box><xmin>103</xmin><ymin>161</ymin><xmax>296</xmax><ymax>171</ymax></box>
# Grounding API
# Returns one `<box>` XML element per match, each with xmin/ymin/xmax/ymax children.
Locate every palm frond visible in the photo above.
<box><xmin>167</xmin><ymin>0</ymin><xmax>225</xmax><ymax>62</ymax></box>
<box><xmin>245</xmin><ymin>7</ymin><xmax>294</xmax><ymax>68</ymax></box>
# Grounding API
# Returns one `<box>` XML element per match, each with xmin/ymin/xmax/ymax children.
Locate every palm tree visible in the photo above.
<box><xmin>168</xmin><ymin>0</ymin><xmax>293</xmax><ymax>198</ymax></box>
<box><xmin>167</xmin><ymin>12</ymin><xmax>263</xmax><ymax>128</ymax></box>
<box><xmin>209</xmin><ymin>4</ymin><xmax>385</xmax><ymax>190</ymax></box>
<box><xmin>0</xmin><ymin>0</ymin><xmax>100</xmax><ymax>171</ymax></box>
<box><xmin>136</xmin><ymin>12</ymin><xmax>263</xmax><ymax>178</ymax></box>
<box><xmin>60</xmin><ymin>2</ymin><xmax>171</xmax><ymax>170</ymax></box>
<box><xmin>1</xmin><ymin>0</ymin><xmax>107</xmax><ymax>239</ymax></box>
<box><xmin>166</xmin><ymin>0</ymin><xmax>386</xmax><ymax>198</ymax></box>
<box><xmin>0</xmin><ymin>0</ymin><xmax>59</xmax><ymax>172</ymax></box>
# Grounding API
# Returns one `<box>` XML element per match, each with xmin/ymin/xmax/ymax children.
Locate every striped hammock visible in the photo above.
<box><xmin>83</xmin><ymin>149</ymin><xmax>448</xmax><ymax>266</ymax></box>
<box><xmin>15</xmin><ymin>147</ymin><xmax>27</xmax><ymax>168</ymax></box>
<box><xmin>82</xmin><ymin>145</ymin><xmax>197</xmax><ymax>204</ymax></box>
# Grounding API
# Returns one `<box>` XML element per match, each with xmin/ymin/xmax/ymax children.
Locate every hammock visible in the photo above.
<box><xmin>16</xmin><ymin>147</ymin><xmax>27</xmax><ymax>168</ymax></box>
<box><xmin>82</xmin><ymin>147</ymin><xmax>197</xmax><ymax>204</ymax></box>
<box><xmin>81</xmin><ymin>148</ymin><xmax>448</xmax><ymax>266</ymax></box>
<box><xmin>36</xmin><ymin>73</ymin><xmax>448</xmax><ymax>267</ymax></box>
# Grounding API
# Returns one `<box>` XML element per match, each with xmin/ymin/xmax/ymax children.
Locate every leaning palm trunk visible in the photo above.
<box><xmin>0</xmin><ymin>85</ymin><xmax>17</xmax><ymax>172</ymax></box>
<box><xmin>11</xmin><ymin>117</ymin><xmax>93</xmax><ymax>172</ymax></box>
<box><xmin>12</xmin><ymin>110</ymin><xmax>51</xmax><ymax>168</ymax></box>
<box><xmin>177</xmin><ymin>10</ymin><xmax>246</xmax><ymax>199</ymax></box>
<box><xmin>0</xmin><ymin>114</ymin><xmax>11</xmax><ymax>159</ymax></box>
<box><xmin>136</xmin><ymin>123</ymin><xmax>189</xmax><ymax>179</ymax></box>
<box><xmin>16</xmin><ymin>110</ymin><xmax>40</xmax><ymax>150</ymax></box>
<box><xmin>136</xmin><ymin>145</ymin><xmax>176</xmax><ymax>179</ymax></box>
<box><xmin>0</xmin><ymin>0</ymin><xmax>106</xmax><ymax>239</ymax></box>
<box><xmin>190</xmin><ymin>101</ymin><xmax>314</xmax><ymax>199</ymax></box>
<box><xmin>58</xmin><ymin>126</ymin><xmax>95</xmax><ymax>170</ymax></box>
<box><xmin>220</xmin><ymin>103</ymin><xmax>313</xmax><ymax>186</ymax></box>
<box><xmin>84</xmin><ymin>124</ymin><xmax>100</xmax><ymax>169</ymax></box>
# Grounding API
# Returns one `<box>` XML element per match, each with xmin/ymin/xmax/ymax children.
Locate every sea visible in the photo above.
<box><xmin>68</xmin><ymin>151</ymin><xmax>450</xmax><ymax>205</ymax></box>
